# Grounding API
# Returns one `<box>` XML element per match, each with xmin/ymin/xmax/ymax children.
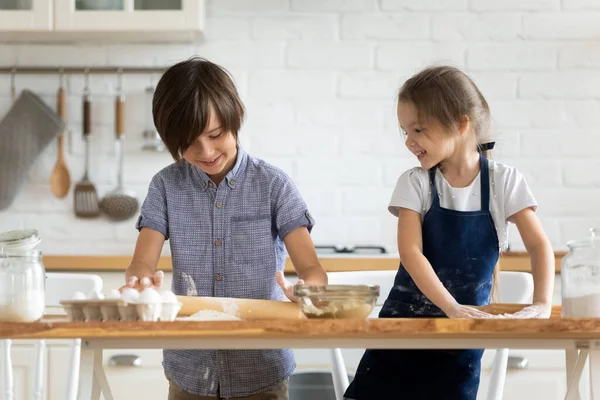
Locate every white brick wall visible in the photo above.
<box><xmin>1</xmin><ymin>0</ymin><xmax>599</xmax><ymax>256</ymax></box>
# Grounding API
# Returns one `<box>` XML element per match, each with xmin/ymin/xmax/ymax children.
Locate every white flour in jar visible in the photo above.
<box><xmin>0</xmin><ymin>289</ymin><xmax>45</xmax><ymax>322</ymax></box>
<box><xmin>563</xmin><ymin>293</ymin><xmax>600</xmax><ymax>317</ymax></box>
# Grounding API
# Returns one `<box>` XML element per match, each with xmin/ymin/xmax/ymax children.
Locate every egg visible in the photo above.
<box><xmin>105</xmin><ymin>289</ymin><xmax>121</xmax><ymax>300</ymax></box>
<box><xmin>72</xmin><ymin>291</ymin><xmax>86</xmax><ymax>300</ymax></box>
<box><xmin>121</xmin><ymin>288</ymin><xmax>140</xmax><ymax>303</ymax></box>
<box><xmin>138</xmin><ymin>288</ymin><xmax>161</xmax><ymax>304</ymax></box>
<box><xmin>88</xmin><ymin>289</ymin><xmax>104</xmax><ymax>300</ymax></box>
<box><xmin>161</xmin><ymin>290</ymin><xmax>178</xmax><ymax>304</ymax></box>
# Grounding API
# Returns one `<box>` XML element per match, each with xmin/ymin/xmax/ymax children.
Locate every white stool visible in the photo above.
<box><xmin>327</xmin><ymin>270</ymin><xmax>534</xmax><ymax>400</ymax></box>
<box><xmin>1</xmin><ymin>272</ymin><xmax>102</xmax><ymax>400</ymax></box>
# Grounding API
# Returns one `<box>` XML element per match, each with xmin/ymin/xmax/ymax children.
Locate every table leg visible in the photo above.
<box><xmin>77</xmin><ymin>345</ymin><xmax>101</xmax><ymax>400</ymax></box>
<box><xmin>566</xmin><ymin>349</ymin><xmax>588</xmax><ymax>400</ymax></box>
<box><xmin>93</xmin><ymin>351</ymin><xmax>114</xmax><ymax>400</ymax></box>
<box><xmin>590</xmin><ymin>349</ymin><xmax>600</xmax><ymax>400</ymax></box>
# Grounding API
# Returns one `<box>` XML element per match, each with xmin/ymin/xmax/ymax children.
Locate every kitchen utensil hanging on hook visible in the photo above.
<box><xmin>141</xmin><ymin>77</ymin><xmax>164</xmax><ymax>152</ymax></box>
<box><xmin>50</xmin><ymin>69</ymin><xmax>71</xmax><ymax>199</ymax></box>
<box><xmin>73</xmin><ymin>68</ymin><xmax>100</xmax><ymax>218</ymax></box>
<box><xmin>100</xmin><ymin>69</ymin><xmax>139</xmax><ymax>221</ymax></box>
<box><xmin>10</xmin><ymin>68</ymin><xmax>16</xmax><ymax>103</ymax></box>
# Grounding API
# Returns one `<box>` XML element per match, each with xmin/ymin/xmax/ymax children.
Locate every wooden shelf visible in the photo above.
<box><xmin>41</xmin><ymin>252</ymin><xmax>566</xmax><ymax>274</ymax></box>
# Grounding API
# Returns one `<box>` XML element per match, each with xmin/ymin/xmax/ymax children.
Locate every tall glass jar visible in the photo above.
<box><xmin>0</xmin><ymin>229</ymin><xmax>46</xmax><ymax>322</ymax></box>
<box><xmin>561</xmin><ymin>228</ymin><xmax>600</xmax><ymax>318</ymax></box>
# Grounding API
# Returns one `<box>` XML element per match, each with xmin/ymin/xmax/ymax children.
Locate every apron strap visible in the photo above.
<box><xmin>480</xmin><ymin>153</ymin><xmax>490</xmax><ymax>212</ymax></box>
<box><xmin>428</xmin><ymin>168</ymin><xmax>440</xmax><ymax>208</ymax></box>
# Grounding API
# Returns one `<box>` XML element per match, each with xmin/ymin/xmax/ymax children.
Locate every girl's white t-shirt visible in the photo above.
<box><xmin>388</xmin><ymin>159</ymin><xmax>537</xmax><ymax>250</ymax></box>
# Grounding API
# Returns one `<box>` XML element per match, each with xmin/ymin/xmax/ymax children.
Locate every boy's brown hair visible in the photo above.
<box><xmin>152</xmin><ymin>57</ymin><xmax>245</xmax><ymax>161</ymax></box>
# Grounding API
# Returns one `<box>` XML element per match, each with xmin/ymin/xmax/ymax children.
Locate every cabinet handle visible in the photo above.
<box><xmin>507</xmin><ymin>355</ymin><xmax>528</xmax><ymax>370</ymax></box>
<box><xmin>108</xmin><ymin>354</ymin><xmax>142</xmax><ymax>367</ymax></box>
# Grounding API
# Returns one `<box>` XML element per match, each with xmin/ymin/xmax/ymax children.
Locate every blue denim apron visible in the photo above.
<box><xmin>345</xmin><ymin>154</ymin><xmax>500</xmax><ymax>400</ymax></box>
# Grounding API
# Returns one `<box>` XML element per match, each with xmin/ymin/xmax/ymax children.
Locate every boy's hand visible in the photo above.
<box><xmin>121</xmin><ymin>270</ymin><xmax>164</xmax><ymax>292</ymax></box>
<box><xmin>276</xmin><ymin>271</ymin><xmax>304</xmax><ymax>302</ymax></box>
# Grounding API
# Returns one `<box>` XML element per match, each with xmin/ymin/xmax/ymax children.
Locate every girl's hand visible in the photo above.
<box><xmin>508</xmin><ymin>302</ymin><xmax>552</xmax><ymax>319</ymax></box>
<box><xmin>443</xmin><ymin>302</ymin><xmax>497</xmax><ymax>319</ymax></box>
<box><xmin>121</xmin><ymin>270</ymin><xmax>164</xmax><ymax>292</ymax></box>
<box><xmin>276</xmin><ymin>271</ymin><xmax>304</xmax><ymax>302</ymax></box>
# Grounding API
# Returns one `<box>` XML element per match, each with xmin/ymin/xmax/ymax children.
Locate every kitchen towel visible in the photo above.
<box><xmin>0</xmin><ymin>90</ymin><xmax>65</xmax><ymax>210</ymax></box>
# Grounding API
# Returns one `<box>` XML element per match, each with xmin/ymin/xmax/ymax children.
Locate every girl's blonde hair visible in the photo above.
<box><xmin>399</xmin><ymin>65</ymin><xmax>499</xmax><ymax>302</ymax></box>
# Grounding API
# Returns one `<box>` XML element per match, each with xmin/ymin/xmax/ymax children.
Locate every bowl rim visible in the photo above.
<box><xmin>293</xmin><ymin>284</ymin><xmax>380</xmax><ymax>297</ymax></box>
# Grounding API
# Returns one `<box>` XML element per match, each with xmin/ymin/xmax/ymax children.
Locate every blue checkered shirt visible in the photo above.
<box><xmin>135</xmin><ymin>146</ymin><xmax>314</xmax><ymax>398</ymax></box>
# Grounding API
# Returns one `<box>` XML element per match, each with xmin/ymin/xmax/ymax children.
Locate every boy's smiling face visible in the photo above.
<box><xmin>182</xmin><ymin>109</ymin><xmax>238</xmax><ymax>185</ymax></box>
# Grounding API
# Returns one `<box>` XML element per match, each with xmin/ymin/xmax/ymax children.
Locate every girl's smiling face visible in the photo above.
<box><xmin>398</xmin><ymin>101</ymin><xmax>457</xmax><ymax>170</ymax></box>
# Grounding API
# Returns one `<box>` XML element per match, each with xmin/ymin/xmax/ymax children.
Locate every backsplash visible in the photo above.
<box><xmin>1</xmin><ymin>0</ymin><xmax>599</xmax><ymax>255</ymax></box>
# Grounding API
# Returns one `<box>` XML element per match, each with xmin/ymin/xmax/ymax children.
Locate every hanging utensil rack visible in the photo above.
<box><xmin>0</xmin><ymin>67</ymin><xmax>166</xmax><ymax>75</ymax></box>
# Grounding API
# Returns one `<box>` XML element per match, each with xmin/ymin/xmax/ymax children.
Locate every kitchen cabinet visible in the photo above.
<box><xmin>9</xmin><ymin>341</ymin><xmax>587</xmax><ymax>400</ymax></box>
<box><xmin>48</xmin><ymin>345</ymin><xmax>168</xmax><ymax>400</ymax></box>
<box><xmin>477</xmin><ymin>350</ymin><xmax>583</xmax><ymax>400</ymax></box>
<box><xmin>0</xmin><ymin>0</ymin><xmax>52</xmax><ymax>31</ymax></box>
<box><xmin>0</xmin><ymin>0</ymin><xmax>204</xmax><ymax>42</ymax></box>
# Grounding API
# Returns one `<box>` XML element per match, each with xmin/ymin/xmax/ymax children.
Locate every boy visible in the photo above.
<box><xmin>125</xmin><ymin>57</ymin><xmax>327</xmax><ymax>400</ymax></box>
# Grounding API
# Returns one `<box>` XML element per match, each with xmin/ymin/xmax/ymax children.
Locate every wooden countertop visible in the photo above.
<box><xmin>42</xmin><ymin>251</ymin><xmax>566</xmax><ymax>274</ymax></box>
<box><xmin>1</xmin><ymin>306</ymin><xmax>598</xmax><ymax>342</ymax></box>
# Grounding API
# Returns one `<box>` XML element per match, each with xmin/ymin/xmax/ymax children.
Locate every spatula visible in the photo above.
<box><xmin>73</xmin><ymin>70</ymin><xmax>99</xmax><ymax>218</ymax></box>
<box><xmin>50</xmin><ymin>72</ymin><xmax>71</xmax><ymax>199</ymax></box>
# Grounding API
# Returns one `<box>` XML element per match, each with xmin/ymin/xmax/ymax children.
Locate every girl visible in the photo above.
<box><xmin>125</xmin><ymin>57</ymin><xmax>327</xmax><ymax>400</ymax></box>
<box><xmin>344</xmin><ymin>66</ymin><xmax>555</xmax><ymax>400</ymax></box>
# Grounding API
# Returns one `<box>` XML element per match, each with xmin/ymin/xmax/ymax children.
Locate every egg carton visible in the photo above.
<box><xmin>59</xmin><ymin>299</ymin><xmax>182</xmax><ymax>322</ymax></box>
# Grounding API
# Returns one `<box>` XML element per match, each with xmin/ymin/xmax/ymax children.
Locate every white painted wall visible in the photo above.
<box><xmin>1</xmin><ymin>0</ymin><xmax>599</xmax><ymax>255</ymax></box>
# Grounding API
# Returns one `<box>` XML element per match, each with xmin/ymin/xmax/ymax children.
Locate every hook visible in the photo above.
<box><xmin>116</xmin><ymin>67</ymin><xmax>123</xmax><ymax>95</ymax></box>
<box><xmin>83</xmin><ymin>67</ymin><xmax>90</xmax><ymax>96</ymax></box>
<box><xmin>10</xmin><ymin>67</ymin><xmax>16</xmax><ymax>103</ymax></box>
<box><xmin>58</xmin><ymin>68</ymin><xmax>65</xmax><ymax>88</ymax></box>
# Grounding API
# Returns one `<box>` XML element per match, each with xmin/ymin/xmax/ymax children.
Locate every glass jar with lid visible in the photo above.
<box><xmin>0</xmin><ymin>229</ymin><xmax>46</xmax><ymax>322</ymax></box>
<box><xmin>561</xmin><ymin>228</ymin><xmax>600</xmax><ymax>318</ymax></box>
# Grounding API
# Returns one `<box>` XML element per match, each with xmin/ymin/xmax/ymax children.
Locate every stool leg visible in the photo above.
<box><xmin>66</xmin><ymin>339</ymin><xmax>81</xmax><ymax>400</ymax></box>
<box><xmin>2</xmin><ymin>339</ymin><xmax>13</xmax><ymax>400</ymax></box>
<box><xmin>330</xmin><ymin>348</ymin><xmax>349</xmax><ymax>400</ymax></box>
<box><xmin>32</xmin><ymin>339</ymin><xmax>45</xmax><ymax>400</ymax></box>
<box><xmin>486</xmin><ymin>348</ymin><xmax>508</xmax><ymax>400</ymax></box>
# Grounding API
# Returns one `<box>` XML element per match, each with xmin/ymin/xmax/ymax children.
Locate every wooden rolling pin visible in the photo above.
<box><xmin>176</xmin><ymin>296</ymin><xmax>305</xmax><ymax>320</ymax></box>
<box><xmin>176</xmin><ymin>297</ymin><xmax>561</xmax><ymax>320</ymax></box>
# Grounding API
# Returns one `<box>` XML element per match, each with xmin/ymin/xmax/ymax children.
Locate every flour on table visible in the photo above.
<box><xmin>186</xmin><ymin>310</ymin><xmax>241</xmax><ymax>321</ymax></box>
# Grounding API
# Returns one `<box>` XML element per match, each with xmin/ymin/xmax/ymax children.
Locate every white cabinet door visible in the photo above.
<box><xmin>100</xmin><ymin>349</ymin><xmax>168</xmax><ymax>400</ymax></box>
<box><xmin>47</xmin><ymin>344</ymin><xmax>168</xmax><ymax>400</ymax></box>
<box><xmin>0</xmin><ymin>0</ymin><xmax>52</xmax><ymax>31</ymax></box>
<box><xmin>53</xmin><ymin>0</ymin><xmax>204</xmax><ymax>34</ymax></box>
<box><xmin>0</xmin><ymin>340</ymin><xmax>46</xmax><ymax>400</ymax></box>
